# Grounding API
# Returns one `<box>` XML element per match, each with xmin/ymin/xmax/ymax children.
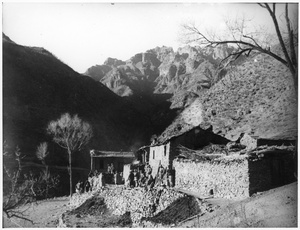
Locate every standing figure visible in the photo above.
<box><xmin>127</xmin><ymin>170</ymin><xmax>134</xmax><ymax>188</ymax></box>
<box><xmin>79</xmin><ymin>180</ymin><xmax>84</xmax><ymax>193</ymax></box>
<box><xmin>133</xmin><ymin>169</ymin><xmax>139</xmax><ymax>187</ymax></box>
<box><xmin>75</xmin><ymin>180</ymin><xmax>82</xmax><ymax>194</ymax></box>
<box><xmin>110</xmin><ymin>163</ymin><xmax>115</xmax><ymax>174</ymax></box>
<box><xmin>145</xmin><ymin>173</ymin><xmax>154</xmax><ymax>191</ymax></box>
<box><xmin>97</xmin><ymin>173</ymin><xmax>105</xmax><ymax>189</ymax></box>
<box><xmin>139</xmin><ymin>171</ymin><xmax>146</xmax><ymax>187</ymax></box>
<box><xmin>84</xmin><ymin>180</ymin><xmax>91</xmax><ymax>192</ymax></box>
<box><xmin>107</xmin><ymin>164</ymin><xmax>111</xmax><ymax>174</ymax></box>
<box><xmin>114</xmin><ymin>172</ymin><xmax>118</xmax><ymax>185</ymax></box>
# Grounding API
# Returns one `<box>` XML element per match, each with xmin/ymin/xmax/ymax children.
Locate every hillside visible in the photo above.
<box><xmin>199</xmin><ymin>52</ymin><xmax>297</xmax><ymax>140</ymax></box>
<box><xmin>3</xmin><ymin>34</ymin><xmax>177</xmax><ymax>193</ymax></box>
<box><xmin>156</xmin><ymin>51</ymin><xmax>297</xmax><ymax>142</ymax></box>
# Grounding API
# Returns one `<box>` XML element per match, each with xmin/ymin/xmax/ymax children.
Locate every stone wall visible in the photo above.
<box><xmin>173</xmin><ymin>156</ymin><xmax>250</xmax><ymax>199</ymax></box>
<box><xmin>173</xmin><ymin>151</ymin><xmax>295</xmax><ymax>199</ymax></box>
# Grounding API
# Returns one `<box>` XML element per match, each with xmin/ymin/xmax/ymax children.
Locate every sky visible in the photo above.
<box><xmin>2</xmin><ymin>2</ymin><xmax>298</xmax><ymax>73</ymax></box>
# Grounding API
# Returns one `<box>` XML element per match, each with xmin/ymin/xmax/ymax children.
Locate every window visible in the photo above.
<box><xmin>153</xmin><ymin>150</ymin><xmax>155</xmax><ymax>159</ymax></box>
<box><xmin>164</xmin><ymin>145</ymin><xmax>167</xmax><ymax>156</ymax></box>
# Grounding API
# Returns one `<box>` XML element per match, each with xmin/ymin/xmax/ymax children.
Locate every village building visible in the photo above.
<box><xmin>89</xmin><ymin>150</ymin><xmax>135</xmax><ymax>174</ymax></box>
<box><xmin>138</xmin><ymin>97</ymin><xmax>296</xmax><ymax>198</ymax></box>
<box><xmin>147</xmin><ymin>125</ymin><xmax>229</xmax><ymax>177</ymax></box>
<box><xmin>173</xmin><ymin>146</ymin><xmax>295</xmax><ymax>199</ymax></box>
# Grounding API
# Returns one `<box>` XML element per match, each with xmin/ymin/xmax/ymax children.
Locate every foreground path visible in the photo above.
<box><xmin>3</xmin><ymin>197</ymin><xmax>70</xmax><ymax>228</ymax></box>
<box><xmin>178</xmin><ymin>182</ymin><xmax>297</xmax><ymax>227</ymax></box>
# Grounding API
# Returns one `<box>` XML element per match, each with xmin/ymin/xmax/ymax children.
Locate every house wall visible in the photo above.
<box><xmin>173</xmin><ymin>152</ymin><xmax>295</xmax><ymax>199</ymax></box>
<box><xmin>173</xmin><ymin>157</ymin><xmax>250</xmax><ymax>199</ymax></box>
<box><xmin>248</xmin><ymin>153</ymin><xmax>295</xmax><ymax>195</ymax></box>
<box><xmin>149</xmin><ymin>142</ymin><xmax>170</xmax><ymax>177</ymax></box>
<box><xmin>148</xmin><ymin>128</ymin><xmax>230</xmax><ymax>177</ymax></box>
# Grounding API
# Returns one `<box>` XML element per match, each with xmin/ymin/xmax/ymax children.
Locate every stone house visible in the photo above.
<box><xmin>173</xmin><ymin>147</ymin><xmax>295</xmax><ymax>199</ymax></box>
<box><xmin>89</xmin><ymin>150</ymin><xmax>135</xmax><ymax>173</ymax></box>
<box><xmin>148</xmin><ymin>126</ymin><xmax>229</xmax><ymax>177</ymax></box>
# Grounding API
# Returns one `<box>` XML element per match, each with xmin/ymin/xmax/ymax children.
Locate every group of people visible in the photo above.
<box><xmin>75</xmin><ymin>163</ymin><xmax>175</xmax><ymax>195</ymax></box>
<box><xmin>126</xmin><ymin>164</ymin><xmax>155</xmax><ymax>190</ymax></box>
<box><xmin>75</xmin><ymin>170</ymin><xmax>106</xmax><ymax>194</ymax></box>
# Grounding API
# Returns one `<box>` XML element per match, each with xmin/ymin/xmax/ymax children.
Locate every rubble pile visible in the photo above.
<box><xmin>69</xmin><ymin>190</ymin><xmax>95</xmax><ymax>208</ymax></box>
<box><xmin>69</xmin><ymin>196</ymin><xmax>107</xmax><ymax>216</ymax></box>
<box><xmin>95</xmin><ymin>186</ymin><xmax>184</xmax><ymax>226</ymax></box>
<box><xmin>67</xmin><ymin>186</ymin><xmax>186</xmax><ymax>227</ymax></box>
<box><xmin>140</xmin><ymin>196</ymin><xmax>217</xmax><ymax>227</ymax></box>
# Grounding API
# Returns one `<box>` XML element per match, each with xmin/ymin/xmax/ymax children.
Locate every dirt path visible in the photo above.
<box><xmin>3</xmin><ymin>197</ymin><xmax>70</xmax><ymax>228</ymax></box>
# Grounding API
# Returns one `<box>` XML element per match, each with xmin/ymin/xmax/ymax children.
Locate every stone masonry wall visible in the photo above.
<box><xmin>173</xmin><ymin>156</ymin><xmax>250</xmax><ymax>199</ymax></box>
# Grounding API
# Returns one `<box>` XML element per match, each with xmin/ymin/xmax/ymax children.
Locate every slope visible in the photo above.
<box><xmin>157</xmin><ymin>51</ymin><xmax>297</xmax><ymax>142</ymax></box>
<box><xmin>3</xmin><ymin>34</ymin><xmax>162</xmax><ymax>194</ymax></box>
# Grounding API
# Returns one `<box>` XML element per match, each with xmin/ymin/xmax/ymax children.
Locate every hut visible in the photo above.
<box><xmin>89</xmin><ymin>150</ymin><xmax>135</xmax><ymax>174</ymax></box>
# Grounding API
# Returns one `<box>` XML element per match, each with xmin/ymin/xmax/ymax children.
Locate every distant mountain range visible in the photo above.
<box><xmin>84</xmin><ymin>44</ymin><xmax>234</xmax><ymax>99</ymax></box>
<box><xmin>85</xmin><ymin>42</ymin><xmax>297</xmax><ymax>142</ymax></box>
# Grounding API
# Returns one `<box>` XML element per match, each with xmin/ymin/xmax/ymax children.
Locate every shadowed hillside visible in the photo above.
<box><xmin>3</xmin><ymin>34</ymin><xmax>177</xmax><ymax>194</ymax></box>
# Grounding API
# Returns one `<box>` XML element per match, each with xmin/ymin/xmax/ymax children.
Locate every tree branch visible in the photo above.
<box><xmin>264</xmin><ymin>3</ymin><xmax>295</xmax><ymax>75</ymax></box>
<box><xmin>285</xmin><ymin>3</ymin><xmax>297</xmax><ymax>68</ymax></box>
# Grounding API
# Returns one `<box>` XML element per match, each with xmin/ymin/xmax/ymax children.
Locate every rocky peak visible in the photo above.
<box><xmin>147</xmin><ymin>46</ymin><xmax>174</xmax><ymax>62</ymax></box>
<box><xmin>104</xmin><ymin>57</ymin><xmax>125</xmax><ymax>68</ymax></box>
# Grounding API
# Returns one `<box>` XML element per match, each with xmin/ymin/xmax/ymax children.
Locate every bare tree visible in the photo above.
<box><xmin>3</xmin><ymin>142</ymin><xmax>60</xmax><ymax>226</ymax></box>
<box><xmin>47</xmin><ymin>113</ymin><xmax>93</xmax><ymax>198</ymax></box>
<box><xmin>36</xmin><ymin>142</ymin><xmax>50</xmax><ymax>198</ymax></box>
<box><xmin>3</xmin><ymin>143</ymin><xmax>35</xmax><ymax>225</ymax></box>
<box><xmin>181</xmin><ymin>3</ymin><xmax>298</xmax><ymax>93</ymax></box>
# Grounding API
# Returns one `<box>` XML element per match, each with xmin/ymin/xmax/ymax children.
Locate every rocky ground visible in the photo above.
<box><xmin>3</xmin><ymin>182</ymin><xmax>297</xmax><ymax>228</ymax></box>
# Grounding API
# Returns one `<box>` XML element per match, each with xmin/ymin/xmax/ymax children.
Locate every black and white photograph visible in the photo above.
<box><xmin>2</xmin><ymin>1</ymin><xmax>298</xmax><ymax>228</ymax></box>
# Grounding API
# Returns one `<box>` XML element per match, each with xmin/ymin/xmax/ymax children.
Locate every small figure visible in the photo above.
<box><xmin>139</xmin><ymin>171</ymin><xmax>146</xmax><ymax>187</ymax></box>
<box><xmin>127</xmin><ymin>170</ymin><xmax>134</xmax><ymax>188</ymax></box>
<box><xmin>145</xmin><ymin>172</ymin><xmax>154</xmax><ymax>191</ymax></box>
<box><xmin>110</xmin><ymin>163</ymin><xmax>115</xmax><ymax>174</ymax></box>
<box><xmin>114</xmin><ymin>172</ymin><xmax>119</xmax><ymax>185</ymax></box>
<box><xmin>84</xmin><ymin>180</ymin><xmax>91</xmax><ymax>192</ymax></box>
<box><xmin>107</xmin><ymin>164</ymin><xmax>111</xmax><ymax>174</ymax></box>
<box><xmin>75</xmin><ymin>180</ymin><xmax>84</xmax><ymax>194</ymax></box>
<box><xmin>97</xmin><ymin>173</ymin><xmax>105</xmax><ymax>189</ymax></box>
<box><xmin>133</xmin><ymin>169</ymin><xmax>139</xmax><ymax>187</ymax></box>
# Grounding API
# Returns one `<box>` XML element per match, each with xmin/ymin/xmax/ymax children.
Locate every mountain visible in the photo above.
<box><xmin>85</xmin><ymin>42</ymin><xmax>297</xmax><ymax>142</ymax></box>
<box><xmin>3</xmin><ymin>34</ymin><xmax>177</xmax><ymax>181</ymax></box>
<box><xmin>84</xmin><ymin>44</ymin><xmax>233</xmax><ymax>98</ymax></box>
